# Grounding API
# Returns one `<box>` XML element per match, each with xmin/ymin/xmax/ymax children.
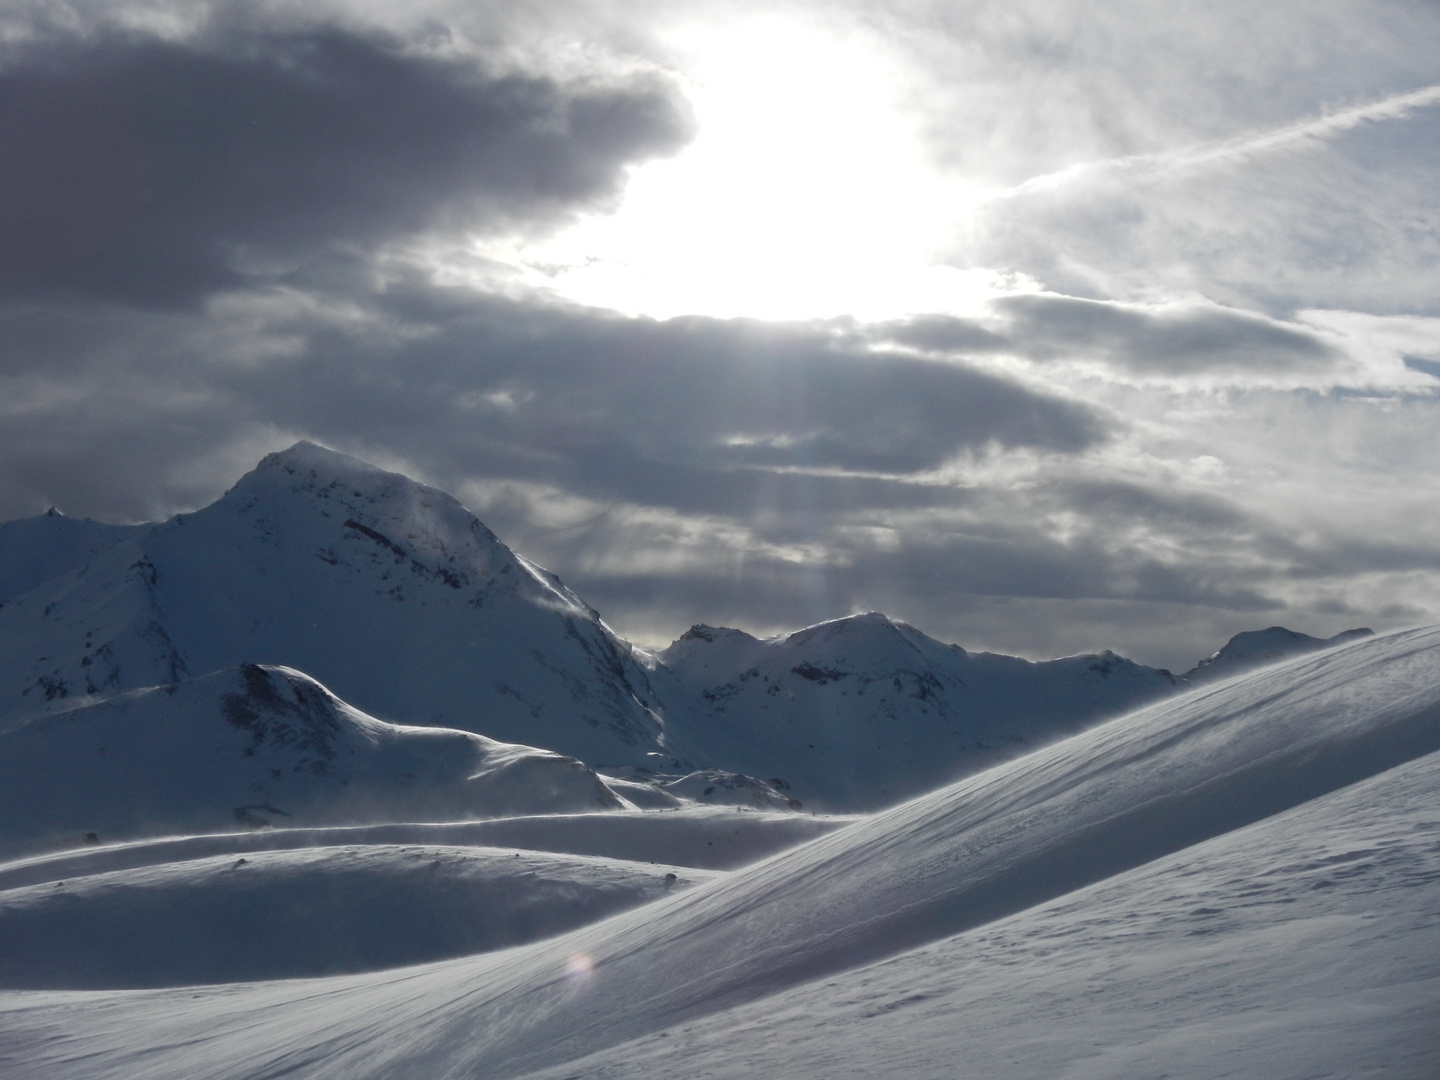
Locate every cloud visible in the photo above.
<box><xmin>0</xmin><ymin>20</ymin><xmax>691</xmax><ymax>306</ymax></box>
<box><xmin>970</xmin><ymin>93</ymin><xmax>1440</xmax><ymax>316</ymax></box>
<box><xmin>0</xmin><ymin>282</ymin><xmax>1110</xmax><ymax>515</ymax></box>
<box><xmin>1</xmin><ymin>279</ymin><xmax>1436</xmax><ymax>670</ymax></box>
<box><xmin>871</xmin><ymin>298</ymin><xmax>1344</xmax><ymax>379</ymax></box>
<box><xmin>1</xmin><ymin>0</ymin><xmax>1438</xmax><ymax>673</ymax></box>
<box><xmin>999</xmin><ymin>81</ymin><xmax>1440</xmax><ymax>198</ymax></box>
<box><xmin>991</xmin><ymin>295</ymin><xmax>1343</xmax><ymax>375</ymax></box>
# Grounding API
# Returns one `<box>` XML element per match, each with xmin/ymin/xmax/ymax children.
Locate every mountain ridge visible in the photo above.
<box><xmin>0</xmin><ymin>441</ymin><xmax>1381</xmax><ymax>814</ymax></box>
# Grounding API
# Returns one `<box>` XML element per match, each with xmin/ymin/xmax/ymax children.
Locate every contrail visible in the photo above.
<box><xmin>993</xmin><ymin>82</ymin><xmax>1440</xmax><ymax>200</ymax></box>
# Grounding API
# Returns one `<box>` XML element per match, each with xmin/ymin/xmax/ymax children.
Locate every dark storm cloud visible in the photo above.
<box><xmin>992</xmin><ymin>294</ymin><xmax>1342</xmax><ymax>374</ymax></box>
<box><xmin>869</xmin><ymin>314</ymin><xmax>1009</xmax><ymax>355</ymax></box>
<box><xmin>0</xmin><ymin>281</ymin><xmax>1430</xmax><ymax>669</ymax></box>
<box><xmin>1057</xmin><ymin>479</ymin><xmax>1254</xmax><ymax>534</ymax></box>
<box><xmin>870</xmin><ymin>299</ymin><xmax>1340</xmax><ymax>378</ymax></box>
<box><xmin>0</xmin><ymin>288</ymin><xmax>1109</xmax><ymax>521</ymax></box>
<box><xmin>294</xmin><ymin>293</ymin><xmax>1110</xmax><ymax>490</ymax></box>
<box><xmin>0</xmin><ymin>24</ymin><xmax>691</xmax><ymax>306</ymax></box>
<box><xmin>567</xmin><ymin>489</ymin><xmax>1284</xmax><ymax>651</ymax></box>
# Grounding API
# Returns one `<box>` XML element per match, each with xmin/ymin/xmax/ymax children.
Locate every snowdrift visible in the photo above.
<box><xmin>3</xmin><ymin>623</ymin><xmax>1436</xmax><ymax>1079</ymax></box>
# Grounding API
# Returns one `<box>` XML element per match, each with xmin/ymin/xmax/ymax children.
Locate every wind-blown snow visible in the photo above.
<box><xmin>3</xmin><ymin>623</ymin><xmax>1436</xmax><ymax>1079</ymax></box>
<box><xmin>0</xmin><ymin>664</ymin><xmax>624</xmax><ymax>860</ymax></box>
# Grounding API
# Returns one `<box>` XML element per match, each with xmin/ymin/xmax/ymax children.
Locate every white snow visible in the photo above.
<box><xmin>658</xmin><ymin>611</ymin><xmax>1180</xmax><ymax>809</ymax></box>
<box><xmin>3</xmin><ymin>623</ymin><xmax>1437</xmax><ymax>1079</ymax></box>
<box><xmin>0</xmin><ymin>443</ymin><xmax>1201</xmax><ymax>816</ymax></box>
<box><xmin>527</xmin><ymin>740</ymin><xmax>1440</xmax><ymax>1080</ymax></box>
<box><xmin>0</xmin><ymin>664</ymin><xmax>624</xmax><ymax>860</ymax></box>
<box><xmin>1183</xmin><ymin>623</ymin><xmax>1374</xmax><ymax>683</ymax></box>
<box><xmin>0</xmin><ymin>443</ymin><xmax>669</xmax><ymax>766</ymax></box>
<box><xmin>1</xmin><ymin>444</ymin><xmax>1435</xmax><ymax>1079</ymax></box>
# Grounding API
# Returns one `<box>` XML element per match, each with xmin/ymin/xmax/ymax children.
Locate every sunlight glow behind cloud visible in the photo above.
<box><xmin>467</xmin><ymin>16</ymin><xmax>1000</xmax><ymax>321</ymax></box>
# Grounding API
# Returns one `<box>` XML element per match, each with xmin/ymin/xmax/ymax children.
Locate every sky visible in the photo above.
<box><xmin>2</xmin><ymin>0</ymin><xmax>1440</xmax><ymax>670</ymax></box>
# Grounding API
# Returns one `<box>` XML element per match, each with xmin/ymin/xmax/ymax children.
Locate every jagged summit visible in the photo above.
<box><xmin>660</xmin><ymin>609</ymin><xmax>1179</xmax><ymax>811</ymax></box>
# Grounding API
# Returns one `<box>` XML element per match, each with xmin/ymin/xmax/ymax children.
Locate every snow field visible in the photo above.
<box><xmin>3</xmin><ymin>623</ymin><xmax>1438</xmax><ymax>1079</ymax></box>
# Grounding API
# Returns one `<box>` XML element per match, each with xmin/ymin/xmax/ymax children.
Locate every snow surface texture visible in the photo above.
<box><xmin>2</xmin><ymin>623</ymin><xmax>1435</xmax><ymax>1079</ymax></box>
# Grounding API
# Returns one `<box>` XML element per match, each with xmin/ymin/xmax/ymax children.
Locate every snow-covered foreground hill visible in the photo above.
<box><xmin>3</xmin><ymin>624</ymin><xmax>1436</xmax><ymax>1079</ymax></box>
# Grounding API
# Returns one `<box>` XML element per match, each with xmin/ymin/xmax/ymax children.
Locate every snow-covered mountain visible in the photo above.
<box><xmin>1182</xmin><ymin>623</ymin><xmax>1373</xmax><ymax>683</ymax></box>
<box><xmin>4</xmin><ymin>624</ymin><xmax>1436</xmax><ymax>1079</ymax></box>
<box><xmin>0</xmin><ymin>510</ymin><xmax>142</xmax><ymax>606</ymax></box>
<box><xmin>0</xmin><ymin>442</ymin><xmax>1377</xmax><ymax>820</ymax></box>
<box><xmin>0</xmin><ymin>443</ymin><xmax>668</xmax><ymax>766</ymax></box>
<box><xmin>0</xmin><ymin>663</ymin><xmax>626</xmax><ymax>860</ymax></box>
<box><xmin>657</xmin><ymin>613</ymin><xmax>1179</xmax><ymax>810</ymax></box>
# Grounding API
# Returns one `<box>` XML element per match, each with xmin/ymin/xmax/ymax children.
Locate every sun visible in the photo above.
<box><xmin>467</xmin><ymin>16</ymin><xmax>1000</xmax><ymax>322</ymax></box>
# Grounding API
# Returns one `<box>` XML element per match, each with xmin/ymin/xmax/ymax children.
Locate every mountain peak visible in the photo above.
<box><xmin>783</xmin><ymin>611</ymin><xmax>906</xmax><ymax>647</ymax></box>
<box><xmin>1183</xmin><ymin>624</ymin><xmax>1374</xmax><ymax>683</ymax></box>
<box><xmin>262</xmin><ymin>440</ymin><xmax>388</xmax><ymax>478</ymax></box>
<box><xmin>212</xmin><ymin>441</ymin><xmax>514</xmax><ymax>576</ymax></box>
<box><xmin>241</xmin><ymin>441</ymin><xmax>435</xmax><ymax>507</ymax></box>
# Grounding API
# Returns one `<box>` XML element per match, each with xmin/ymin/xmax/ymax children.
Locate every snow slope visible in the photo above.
<box><xmin>0</xmin><ymin>663</ymin><xmax>625</xmax><ymax>860</ymax></box>
<box><xmin>4</xmin><ymin>623</ymin><xmax>1437</xmax><ymax>1079</ymax></box>
<box><xmin>529</xmin><ymin>737</ymin><xmax>1440</xmax><ymax>1080</ymax></box>
<box><xmin>0</xmin><ymin>845</ymin><xmax>717</xmax><ymax>989</ymax></box>
<box><xmin>657</xmin><ymin>612</ymin><xmax>1178</xmax><ymax>809</ymax></box>
<box><xmin>0</xmin><ymin>809</ymin><xmax>854</xmax><ymax>889</ymax></box>
<box><xmin>0</xmin><ymin>510</ymin><xmax>142</xmax><ymax>606</ymax></box>
<box><xmin>0</xmin><ymin>443</ymin><xmax>667</xmax><ymax>765</ymax></box>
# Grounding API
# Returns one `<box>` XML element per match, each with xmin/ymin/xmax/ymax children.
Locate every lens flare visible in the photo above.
<box><xmin>563</xmin><ymin>953</ymin><xmax>595</xmax><ymax>988</ymax></box>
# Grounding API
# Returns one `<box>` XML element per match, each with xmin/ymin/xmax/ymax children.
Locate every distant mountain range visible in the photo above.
<box><xmin>0</xmin><ymin>442</ymin><xmax>1375</xmax><ymax>846</ymax></box>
